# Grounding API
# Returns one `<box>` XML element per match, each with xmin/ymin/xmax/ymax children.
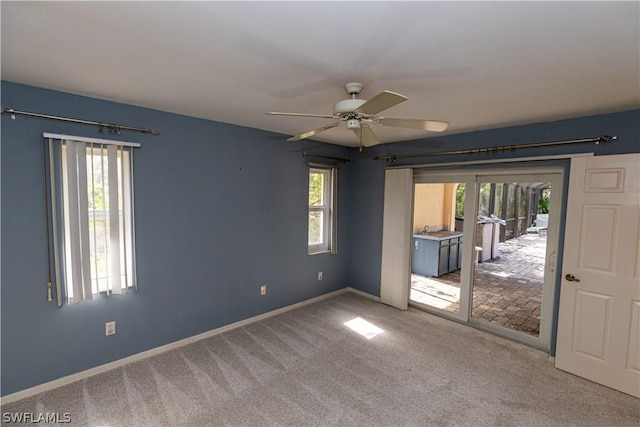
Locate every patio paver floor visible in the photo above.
<box><xmin>410</xmin><ymin>233</ymin><xmax>546</xmax><ymax>336</ymax></box>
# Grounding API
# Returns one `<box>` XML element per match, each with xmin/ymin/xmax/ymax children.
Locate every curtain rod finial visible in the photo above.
<box><xmin>2</xmin><ymin>108</ymin><xmax>16</xmax><ymax>119</ymax></box>
<box><xmin>597</xmin><ymin>135</ymin><xmax>617</xmax><ymax>144</ymax></box>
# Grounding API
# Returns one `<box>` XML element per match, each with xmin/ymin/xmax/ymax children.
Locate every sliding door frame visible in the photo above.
<box><xmin>408</xmin><ymin>165</ymin><xmax>565</xmax><ymax>351</ymax></box>
<box><xmin>466</xmin><ymin>171</ymin><xmax>563</xmax><ymax>350</ymax></box>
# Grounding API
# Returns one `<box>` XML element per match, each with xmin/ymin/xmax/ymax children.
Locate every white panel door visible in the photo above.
<box><xmin>380</xmin><ymin>168</ymin><xmax>413</xmax><ymax>310</ymax></box>
<box><xmin>556</xmin><ymin>153</ymin><xmax>640</xmax><ymax>397</ymax></box>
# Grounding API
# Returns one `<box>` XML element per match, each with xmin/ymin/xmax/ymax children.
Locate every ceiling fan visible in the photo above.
<box><xmin>267</xmin><ymin>82</ymin><xmax>449</xmax><ymax>148</ymax></box>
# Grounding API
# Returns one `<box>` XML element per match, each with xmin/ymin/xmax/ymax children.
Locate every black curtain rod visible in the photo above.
<box><xmin>373</xmin><ymin>135</ymin><xmax>617</xmax><ymax>161</ymax></box>
<box><xmin>1</xmin><ymin>107</ymin><xmax>160</xmax><ymax>136</ymax></box>
<box><xmin>303</xmin><ymin>152</ymin><xmax>351</xmax><ymax>163</ymax></box>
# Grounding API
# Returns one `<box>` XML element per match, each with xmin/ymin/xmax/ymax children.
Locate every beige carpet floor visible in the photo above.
<box><xmin>1</xmin><ymin>292</ymin><xmax>638</xmax><ymax>426</ymax></box>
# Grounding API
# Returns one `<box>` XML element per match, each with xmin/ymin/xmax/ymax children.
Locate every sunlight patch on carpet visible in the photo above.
<box><xmin>344</xmin><ymin>317</ymin><xmax>384</xmax><ymax>339</ymax></box>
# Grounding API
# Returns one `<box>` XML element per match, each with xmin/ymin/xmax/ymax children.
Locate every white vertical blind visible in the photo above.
<box><xmin>48</xmin><ymin>138</ymin><xmax>63</xmax><ymax>306</ymax></box>
<box><xmin>127</xmin><ymin>149</ymin><xmax>138</xmax><ymax>290</ymax></box>
<box><xmin>107</xmin><ymin>145</ymin><xmax>122</xmax><ymax>295</ymax></box>
<box><xmin>122</xmin><ymin>149</ymin><xmax>134</xmax><ymax>289</ymax></box>
<box><xmin>76</xmin><ymin>142</ymin><xmax>93</xmax><ymax>299</ymax></box>
<box><xmin>380</xmin><ymin>168</ymin><xmax>413</xmax><ymax>310</ymax></box>
<box><xmin>62</xmin><ymin>141</ymin><xmax>92</xmax><ymax>301</ymax></box>
<box><xmin>49</xmin><ymin>134</ymin><xmax>138</xmax><ymax>304</ymax></box>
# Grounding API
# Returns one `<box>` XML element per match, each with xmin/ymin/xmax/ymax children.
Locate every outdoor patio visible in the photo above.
<box><xmin>410</xmin><ymin>232</ymin><xmax>546</xmax><ymax>336</ymax></box>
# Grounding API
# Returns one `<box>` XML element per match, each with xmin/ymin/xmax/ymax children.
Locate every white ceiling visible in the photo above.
<box><xmin>2</xmin><ymin>2</ymin><xmax>639</xmax><ymax>147</ymax></box>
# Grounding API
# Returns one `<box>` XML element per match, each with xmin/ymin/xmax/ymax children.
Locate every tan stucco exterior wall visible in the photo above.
<box><xmin>413</xmin><ymin>182</ymin><xmax>460</xmax><ymax>234</ymax></box>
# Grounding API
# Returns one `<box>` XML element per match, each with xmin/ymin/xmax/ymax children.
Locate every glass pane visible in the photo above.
<box><xmin>309</xmin><ymin>172</ymin><xmax>325</xmax><ymax>207</ymax></box>
<box><xmin>505</xmin><ymin>184</ymin><xmax>516</xmax><ymax>240</ymax></box>
<box><xmin>495</xmin><ymin>184</ymin><xmax>503</xmax><ymax>219</ymax></box>
<box><xmin>478</xmin><ymin>183</ymin><xmax>491</xmax><ymax>217</ymax></box>
<box><xmin>87</xmin><ymin>149</ymin><xmax>109</xmax><ymax>293</ymax></box>
<box><xmin>88</xmin><ymin>149</ymin><xmax>108</xmax><ymax>211</ymax></box>
<box><xmin>410</xmin><ymin>182</ymin><xmax>464</xmax><ymax>314</ymax></box>
<box><xmin>88</xmin><ymin>215</ymin><xmax>109</xmax><ymax>293</ymax></box>
<box><xmin>455</xmin><ymin>183</ymin><xmax>465</xmax><ymax>217</ymax></box>
<box><xmin>308</xmin><ymin>211</ymin><xmax>324</xmax><ymax>245</ymax></box>
<box><xmin>86</xmin><ymin>147</ymin><xmax>130</xmax><ymax>293</ymax></box>
<box><xmin>471</xmin><ymin>180</ymin><xmax>551</xmax><ymax>337</ymax></box>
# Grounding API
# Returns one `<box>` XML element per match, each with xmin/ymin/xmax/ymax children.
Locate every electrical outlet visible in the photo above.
<box><xmin>105</xmin><ymin>321</ymin><xmax>116</xmax><ymax>336</ymax></box>
<box><xmin>260</xmin><ymin>284</ymin><xmax>267</xmax><ymax>296</ymax></box>
<box><xmin>318</xmin><ymin>272</ymin><xmax>323</xmax><ymax>281</ymax></box>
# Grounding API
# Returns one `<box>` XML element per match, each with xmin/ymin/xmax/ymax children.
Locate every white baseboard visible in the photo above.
<box><xmin>345</xmin><ymin>286</ymin><xmax>380</xmax><ymax>301</ymax></box>
<box><xmin>1</xmin><ymin>287</ymin><xmax>370</xmax><ymax>405</ymax></box>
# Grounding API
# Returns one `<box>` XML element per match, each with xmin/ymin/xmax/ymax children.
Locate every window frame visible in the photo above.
<box><xmin>308</xmin><ymin>165</ymin><xmax>337</xmax><ymax>255</ymax></box>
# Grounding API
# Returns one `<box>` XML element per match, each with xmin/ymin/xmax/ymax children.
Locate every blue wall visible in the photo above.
<box><xmin>1</xmin><ymin>81</ymin><xmax>352</xmax><ymax>396</ymax></box>
<box><xmin>2</xmin><ymin>80</ymin><xmax>639</xmax><ymax>396</ymax></box>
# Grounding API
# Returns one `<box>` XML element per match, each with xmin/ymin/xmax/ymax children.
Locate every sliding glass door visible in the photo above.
<box><xmin>468</xmin><ymin>173</ymin><xmax>561</xmax><ymax>348</ymax></box>
<box><xmin>410</xmin><ymin>169</ymin><xmax>563</xmax><ymax>350</ymax></box>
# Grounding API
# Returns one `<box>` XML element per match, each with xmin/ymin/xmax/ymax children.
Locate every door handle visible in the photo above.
<box><xmin>565</xmin><ymin>274</ymin><xmax>580</xmax><ymax>282</ymax></box>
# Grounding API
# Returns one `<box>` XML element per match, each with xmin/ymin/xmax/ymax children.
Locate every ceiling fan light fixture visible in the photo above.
<box><xmin>346</xmin><ymin>119</ymin><xmax>361</xmax><ymax>129</ymax></box>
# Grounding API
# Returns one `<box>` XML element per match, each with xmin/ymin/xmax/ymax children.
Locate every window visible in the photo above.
<box><xmin>48</xmin><ymin>136</ymin><xmax>138</xmax><ymax>303</ymax></box>
<box><xmin>308</xmin><ymin>166</ymin><xmax>337</xmax><ymax>254</ymax></box>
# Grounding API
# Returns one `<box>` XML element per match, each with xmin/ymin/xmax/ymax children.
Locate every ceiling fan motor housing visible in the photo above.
<box><xmin>333</xmin><ymin>99</ymin><xmax>367</xmax><ymax>116</ymax></box>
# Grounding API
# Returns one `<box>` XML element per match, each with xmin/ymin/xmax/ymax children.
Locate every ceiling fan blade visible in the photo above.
<box><xmin>352</xmin><ymin>124</ymin><xmax>380</xmax><ymax>147</ymax></box>
<box><xmin>267</xmin><ymin>111</ymin><xmax>336</xmax><ymax>119</ymax></box>
<box><xmin>378</xmin><ymin>117</ymin><xmax>449</xmax><ymax>132</ymax></box>
<box><xmin>287</xmin><ymin>122</ymin><xmax>340</xmax><ymax>141</ymax></box>
<box><xmin>356</xmin><ymin>90</ymin><xmax>407</xmax><ymax>116</ymax></box>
